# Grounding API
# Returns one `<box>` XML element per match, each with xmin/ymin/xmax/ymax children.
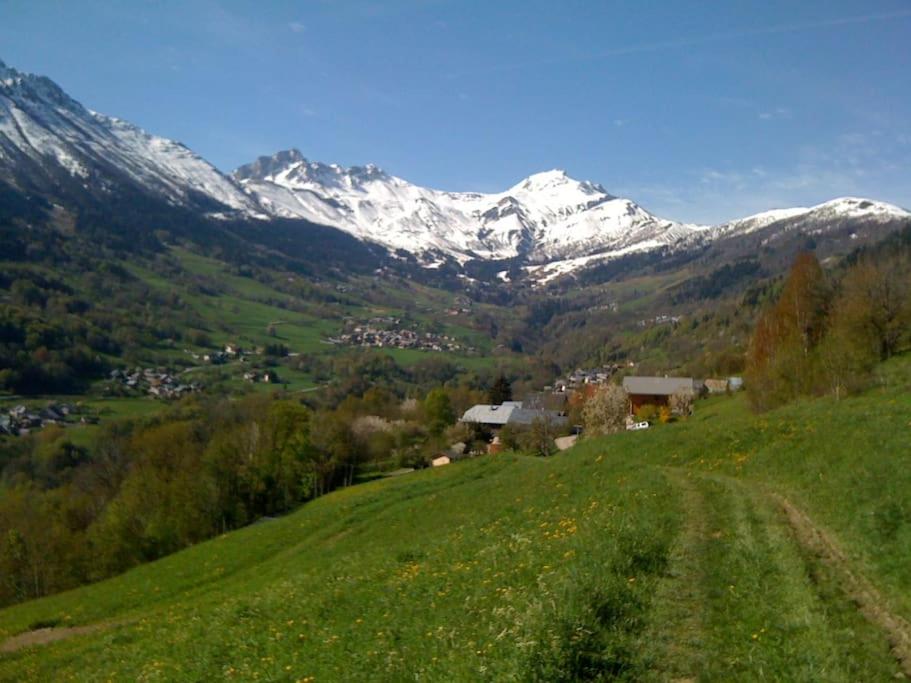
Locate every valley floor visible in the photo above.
<box><xmin>1</xmin><ymin>359</ymin><xmax>910</xmax><ymax>681</ymax></box>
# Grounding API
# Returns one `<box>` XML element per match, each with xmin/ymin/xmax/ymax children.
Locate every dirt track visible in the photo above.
<box><xmin>776</xmin><ymin>493</ymin><xmax>911</xmax><ymax>677</ymax></box>
<box><xmin>0</xmin><ymin>624</ymin><xmax>101</xmax><ymax>654</ymax></box>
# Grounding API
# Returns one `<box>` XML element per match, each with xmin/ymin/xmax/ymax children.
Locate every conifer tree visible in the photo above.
<box><xmin>489</xmin><ymin>374</ymin><xmax>512</xmax><ymax>405</ymax></box>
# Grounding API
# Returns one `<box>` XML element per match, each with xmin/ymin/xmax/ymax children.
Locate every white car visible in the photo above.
<box><xmin>626</xmin><ymin>421</ymin><xmax>650</xmax><ymax>431</ymax></box>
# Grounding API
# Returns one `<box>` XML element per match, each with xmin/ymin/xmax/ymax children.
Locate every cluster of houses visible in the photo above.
<box><xmin>242</xmin><ymin>369</ymin><xmax>282</xmax><ymax>384</ymax></box>
<box><xmin>108</xmin><ymin>368</ymin><xmax>201</xmax><ymax>399</ymax></box>
<box><xmin>444</xmin><ymin>295</ymin><xmax>473</xmax><ymax>317</ymax></box>
<box><xmin>189</xmin><ymin>343</ymin><xmax>254</xmax><ymax>366</ymax></box>
<box><xmin>438</xmin><ymin>373</ymin><xmax>743</xmax><ymax>463</ymax></box>
<box><xmin>329</xmin><ymin>324</ymin><xmax>473</xmax><ymax>353</ymax></box>
<box><xmin>0</xmin><ymin>402</ymin><xmax>91</xmax><ymax>437</ymax></box>
<box><xmin>637</xmin><ymin>314</ymin><xmax>682</xmax><ymax>328</ymax></box>
<box><xmin>549</xmin><ymin>365</ymin><xmax>624</xmax><ymax>393</ymax></box>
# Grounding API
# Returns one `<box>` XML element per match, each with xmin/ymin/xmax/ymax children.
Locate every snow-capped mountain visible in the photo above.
<box><xmin>233</xmin><ymin>149</ymin><xmax>706</xmax><ymax>264</ymax></box>
<box><xmin>234</xmin><ymin>149</ymin><xmax>911</xmax><ymax>278</ymax></box>
<box><xmin>1</xmin><ymin>57</ymin><xmax>909</xmax><ymax>283</ymax></box>
<box><xmin>525</xmin><ymin>197</ymin><xmax>911</xmax><ymax>283</ymax></box>
<box><xmin>710</xmin><ymin>197</ymin><xmax>910</xmax><ymax>240</ymax></box>
<box><xmin>0</xmin><ymin>58</ymin><xmax>261</xmax><ymax>216</ymax></box>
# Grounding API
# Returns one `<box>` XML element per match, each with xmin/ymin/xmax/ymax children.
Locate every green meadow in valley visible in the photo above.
<box><xmin>1</xmin><ymin>357</ymin><xmax>909</xmax><ymax>681</ymax></box>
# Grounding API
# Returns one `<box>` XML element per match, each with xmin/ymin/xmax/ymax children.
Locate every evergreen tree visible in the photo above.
<box><xmin>489</xmin><ymin>374</ymin><xmax>512</xmax><ymax>405</ymax></box>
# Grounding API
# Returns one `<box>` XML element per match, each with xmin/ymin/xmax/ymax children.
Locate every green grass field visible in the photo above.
<box><xmin>1</xmin><ymin>360</ymin><xmax>910</xmax><ymax>680</ymax></box>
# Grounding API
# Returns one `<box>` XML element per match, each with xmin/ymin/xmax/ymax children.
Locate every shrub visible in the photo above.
<box><xmin>520</xmin><ymin>417</ymin><xmax>558</xmax><ymax>457</ymax></box>
<box><xmin>668</xmin><ymin>390</ymin><xmax>694</xmax><ymax>417</ymax></box>
<box><xmin>497</xmin><ymin>424</ymin><xmax>523</xmax><ymax>451</ymax></box>
<box><xmin>634</xmin><ymin>404</ymin><xmax>659</xmax><ymax>424</ymax></box>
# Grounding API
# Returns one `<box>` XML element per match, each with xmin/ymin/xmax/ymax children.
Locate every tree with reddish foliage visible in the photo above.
<box><xmin>745</xmin><ymin>252</ymin><xmax>830</xmax><ymax>411</ymax></box>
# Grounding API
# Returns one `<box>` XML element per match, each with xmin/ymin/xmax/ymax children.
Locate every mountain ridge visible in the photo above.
<box><xmin>233</xmin><ymin>148</ymin><xmax>910</xmax><ymax>279</ymax></box>
<box><xmin>233</xmin><ymin>148</ymin><xmax>706</xmax><ymax>265</ymax></box>
<box><xmin>1</xmin><ymin>57</ymin><xmax>909</xmax><ymax>282</ymax></box>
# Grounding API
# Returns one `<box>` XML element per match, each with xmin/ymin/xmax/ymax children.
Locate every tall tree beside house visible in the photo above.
<box><xmin>489</xmin><ymin>374</ymin><xmax>513</xmax><ymax>405</ymax></box>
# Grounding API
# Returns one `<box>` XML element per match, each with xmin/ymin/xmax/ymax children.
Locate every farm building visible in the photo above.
<box><xmin>703</xmin><ymin>378</ymin><xmax>730</xmax><ymax>394</ymax></box>
<box><xmin>460</xmin><ymin>401</ymin><xmax>568</xmax><ymax>430</ymax></box>
<box><xmin>431</xmin><ymin>443</ymin><xmax>469</xmax><ymax>467</ymax></box>
<box><xmin>622</xmin><ymin>376</ymin><xmax>699</xmax><ymax>414</ymax></box>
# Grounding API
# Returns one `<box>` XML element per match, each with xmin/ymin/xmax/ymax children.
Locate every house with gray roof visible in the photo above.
<box><xmin>460</xmin><ymin>401</ymin><xmax>567</xmax><ymax>430</ymax></box>
<box><xmin>622</xmin><ymin>376</ymin><xmax>699</xmax><ymax>414</ymax></box>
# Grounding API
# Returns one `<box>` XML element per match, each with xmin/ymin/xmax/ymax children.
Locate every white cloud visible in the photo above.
<box><xmin>758</xmin><ymin>107</ymin><xmax>791</xmax><ymax>121</ymax></box>
<box><xmin>615</xmin><ymin>131</ymin><xmax>911</xmax><ymax>223</ymax></box>
<box><xmin>289</xmin><ymin>21</ymin><xmax>306</xmax><ymax>33</ymax></box>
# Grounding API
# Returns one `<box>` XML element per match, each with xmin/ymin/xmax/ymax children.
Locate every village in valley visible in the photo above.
<box><xmin>0</xmin><ymin>401</ymin><xmax>95</xmax><ymax>437</ymax></box>
<box><xmin>328</xmin><ymin>316</ymin><xmax>475</xmax><ymax>354</ymax></box>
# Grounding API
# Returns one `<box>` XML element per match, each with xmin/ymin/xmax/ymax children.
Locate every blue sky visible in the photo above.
<box><xmin>1</xmin><ymin>0</ymin><xmax>910</xmax><ymax>223</ymax></box>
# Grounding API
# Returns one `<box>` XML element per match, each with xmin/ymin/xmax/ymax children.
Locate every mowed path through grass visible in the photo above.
<box><xmin>644</xmin><ymin>469</ymin><xmax>901</xmax><ymax>681</ymax></box>
<box><xmin>1</xmin><ymin>364</ymin><xmax>911</xmax><ymax>680</ymax></box>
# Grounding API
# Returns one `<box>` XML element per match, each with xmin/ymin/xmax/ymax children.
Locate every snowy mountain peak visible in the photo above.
<box><xmin>234</xmin><ymin>151</ymin><xmax>691</xmax><ymax>263</ymax></box>
<box><xmin>520</xmin><ymin>168</ymin><xmax>569</xmax><ymax>187</ymax></box>
<box><xmin>813</xmin><ymin>196</ymin><xmax>910</xmax><ymax>217</ymax></box>
<box><xmin>510</xmin><ymin>168</ymin><xmax>609</xmax><ymax>198</ymax></box>
<box><xmin>0</xmin><ymin>60</ymin><xmax>78</xmax><ymax>110</ymax></box>
<box><xmin>712</xmin><ymin>196</ymin><xmax>911</xmax><ymax>240</ymax></box>
<box><xmin>234</xmin><ymin>149</ymin><xmax>390</xmax><ymax>191</ymax></box>
<box><xmin>0</xmin><ymin>57</ymin><xmax>263</xmax><ymax>216</ymax></box>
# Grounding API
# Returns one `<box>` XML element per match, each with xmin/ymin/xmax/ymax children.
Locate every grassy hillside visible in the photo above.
<box><xmin>1</xmin><ymin>360</ymin><xmax>910</xmax><ymax>680</ymax></box>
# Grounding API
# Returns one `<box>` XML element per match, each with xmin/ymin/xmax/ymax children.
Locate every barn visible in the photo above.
<box><xmin>622</xmin><ymin>376</ymin><xmax>698</xmax><ymax>414</ymax></box>
<box><xmin>459</xmin><ymin>401</ymin><xmax>567</xmax><ymax>430</ymax></box>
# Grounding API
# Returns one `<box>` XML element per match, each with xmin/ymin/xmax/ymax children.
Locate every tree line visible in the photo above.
<box><xmin>0</xmin><ymin>376</ymin><xmax>503</xmax><ymax>607</ymax></box>
<box><xmin>746</xmin><ymin>247</ymin><xmax>911</xmax><ymax>411</ymax></box>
